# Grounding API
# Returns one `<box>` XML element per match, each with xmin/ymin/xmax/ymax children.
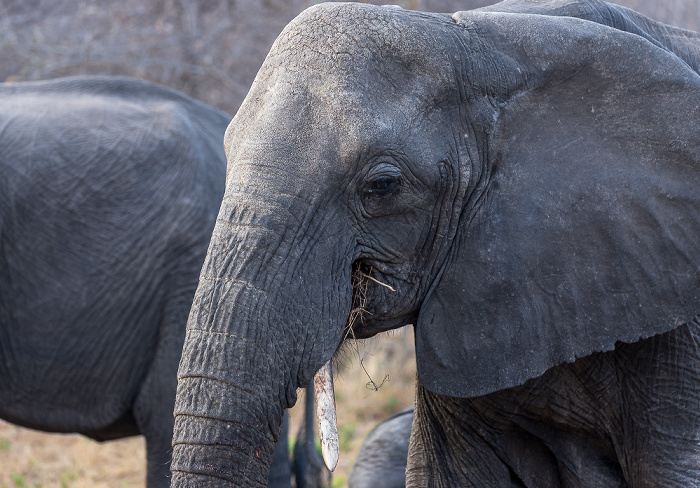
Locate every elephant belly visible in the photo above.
<box><xmin>0</xmin><ymin>384</ymin><xmax>139</xmax><ymax>438</ymax></box>
<box><xmin>81</xmin><ymin>410</ymin><xmax>140</xmax><ymax>441</ymax></box>
<box><xmin>0</xmin><ymin>331</ymin><xmax>148</xmax><ymax>436</ymax></box>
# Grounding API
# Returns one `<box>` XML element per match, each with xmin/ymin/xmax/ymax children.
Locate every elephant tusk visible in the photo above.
<box><xmin>314</xmin><ymin>360</ymin><xmax>339</xmax><ymax>471</ymax></box>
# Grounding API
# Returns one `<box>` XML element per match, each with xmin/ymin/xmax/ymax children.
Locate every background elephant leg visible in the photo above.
<box><xmin>613</xmin><ymin>319</ymin><xmax>700</xmax><ymax>488</ymax></box>
<box><xmin>132</xmin><ymin>297</ymin><xmax>189</xmax><ymax>488</ymax></box>
<box><xmin>268</xmin><ymin>414</ymin><xmax>292</xmax><ymax>488</ymax></box>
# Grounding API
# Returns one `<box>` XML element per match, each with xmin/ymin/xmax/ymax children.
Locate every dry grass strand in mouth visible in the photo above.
<box><xmin>344</xmin><ymin>264</ymin><xmax>393</xmax><ymax>392</ymax></box>
<box><xmin>346</xmin><ymin>264</ymin><xmax>371</xmax><ymax>334</ymax></box>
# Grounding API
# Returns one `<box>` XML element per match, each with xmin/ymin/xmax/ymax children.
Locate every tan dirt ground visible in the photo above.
<box><xmin>0</xmin><ymin>328</ymin><xmax>416</xmax><ymax>488</ymax></box>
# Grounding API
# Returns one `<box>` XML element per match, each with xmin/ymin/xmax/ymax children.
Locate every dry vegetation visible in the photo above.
<box><xmin>0</xmin><ymin>422</ymin><xmax>146</xmax><ymax>487</ymax></box>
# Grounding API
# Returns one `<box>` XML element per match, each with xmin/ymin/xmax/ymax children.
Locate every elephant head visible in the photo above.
<box><xmin>171</xmin><ymin>1</ymin><xmax>700</xmax><ymax>485</ymax></box>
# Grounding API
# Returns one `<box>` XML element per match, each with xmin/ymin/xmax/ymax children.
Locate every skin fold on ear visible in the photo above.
<box><xmin>416</xmin><ymin>10</ymin><xmax>700</xmax><ymax>398</ymax></box>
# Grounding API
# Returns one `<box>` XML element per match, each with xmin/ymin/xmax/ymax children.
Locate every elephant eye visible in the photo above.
<box><xmin>368</xmin><ymin>176</ymin><xmax>398</xmax><ymax>195</ymax></box>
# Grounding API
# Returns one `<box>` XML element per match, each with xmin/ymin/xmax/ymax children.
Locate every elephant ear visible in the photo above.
<box><xmin>474</xmin><ymin>0</ymin><xmax>700</xmax><ymax>74</ymax></box>
<box><xmin>415</xmin><ymin>11</ymin><xmax>700</xmax><ymax>398</ymax></box>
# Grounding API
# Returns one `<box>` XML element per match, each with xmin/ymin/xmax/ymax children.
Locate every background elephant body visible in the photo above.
<box><xmin>0</xmin><ymin>76</ymin><xmax>297</xmax><ymax>488</ymax></box>
<box><xmin>171</xmin><ymin>1</ymin><xmax>700</xmax><ymax>486</ymax></box>
<box><xmin>349</xmin><ymin>406</ymin><xmax>413</xmax><ymax>488</ymax></box>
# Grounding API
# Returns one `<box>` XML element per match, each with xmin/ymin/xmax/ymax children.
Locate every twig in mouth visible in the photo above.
<box><xmin>345</xmin><ymin>317</ymin><xmax>390</xmax><ymax>392</ymax></box>
<box><xmin>358</xmin><ymin>272</ymin><xmax>396</xmax><ymax>292</ymax></box>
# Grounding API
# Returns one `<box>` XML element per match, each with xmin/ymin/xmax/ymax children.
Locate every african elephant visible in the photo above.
<box><xmin>0</xmin><ymin>76</ymin><xmax>297</xmax><ymax>488</ymax></box>
<box><xmin>171</xmin><ymin>0</ymin><xmax>700</xmax><ymax>486</ymax></box>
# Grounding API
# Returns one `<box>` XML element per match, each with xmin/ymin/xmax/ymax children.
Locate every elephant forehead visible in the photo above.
<box><xmin>225</xmin><ymin>4</ymin><xmax>462</xmax><ymax>181</ymax></box>
<box><xmin>262</xmin><ymin>2</ymin><xmax>456</xmax><ymax>89</ymax></box>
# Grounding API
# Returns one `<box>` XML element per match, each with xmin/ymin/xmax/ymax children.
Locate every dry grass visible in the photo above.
<box><xmin>0</xmin><ymin>330</ymin><xmax>416</xmax><ymax>488</ymax></box>
<box><xmin>0</xmin><ymin>422</ymin><xmax>146</xmax><ymax>487</ymax></box>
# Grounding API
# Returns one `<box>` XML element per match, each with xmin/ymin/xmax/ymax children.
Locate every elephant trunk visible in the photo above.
<box><xmin>171</xmin><ymin>324</ymin><xmax>282</xmax><ymax>486</ymax></box>
<box><xmin>170</xmin><ymin>192</ymin><xmax>351</xmax><ymax>486</ymax></box>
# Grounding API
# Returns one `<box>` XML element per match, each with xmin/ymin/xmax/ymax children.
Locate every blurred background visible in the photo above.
<box><xmin>1</xmin><ymin>1</ymin><xmax>698</xmax><ymax>486</ymax></box>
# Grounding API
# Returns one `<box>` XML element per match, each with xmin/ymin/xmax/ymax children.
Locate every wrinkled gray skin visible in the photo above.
<box><xmin>349</xmin><ymin>406</ymin><xmax>413</xmax><ymax>488</ymax></box>
<box><xmin>0</xmin><ymin>76</ymin><xmax>296</xmax><ymax>488</ymax></box>
<box><xmin>171</xmin><ymin>1</ymin><xmax>700</xmax><ymax>486</ymax></box>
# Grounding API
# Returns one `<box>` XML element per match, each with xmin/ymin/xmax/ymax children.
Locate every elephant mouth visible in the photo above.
<box><xmin>344</xmin><ymin>261</ymin><xmax>397</xmax><ymax>339</ymax></box>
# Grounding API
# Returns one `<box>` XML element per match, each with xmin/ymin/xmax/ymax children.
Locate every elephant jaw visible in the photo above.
<box><xmin>314</xmin><ymin>360</ymin><xmax>339</xmax><ymax>471</ymax></box>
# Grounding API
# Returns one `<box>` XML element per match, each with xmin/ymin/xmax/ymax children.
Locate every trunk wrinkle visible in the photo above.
<box><xmin>184</xmin><ymin>328</ymin><xmax>278</xmax><ymax>358</ymax></box>
<box><xmin>176</xmin><ymin>374</ymin><xmax>266</xmax><ymax>399</ymax></box>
